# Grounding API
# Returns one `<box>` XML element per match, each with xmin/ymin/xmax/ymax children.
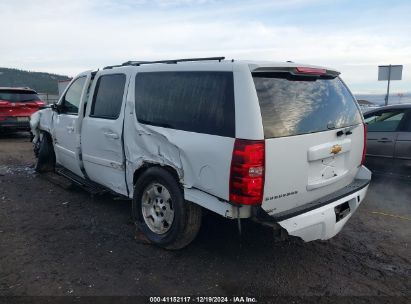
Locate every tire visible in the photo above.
<box><xmin>132</xmin><ymin>167</ymin><xmax>202</xmax><ymax>250</ymax></box>
<box><xmin>35</xmin><ymin>133</ymin><xmax>56</xmax><ymax>173</ymax></box>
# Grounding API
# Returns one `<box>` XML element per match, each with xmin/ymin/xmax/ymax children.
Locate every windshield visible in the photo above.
<box><xmin>253</xmin><ymin>74</ymin><xmax>362</xmax><ymax>138</ymax></box>
<box><xmin>0</xmin><ymin>90</ymin><xmax>40</xmax><ymax>102</ymax></box>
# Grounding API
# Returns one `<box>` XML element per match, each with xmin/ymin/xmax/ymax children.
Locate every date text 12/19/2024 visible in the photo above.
<box><xmin>149</xmin><ymin>296</ymin><xmax>257</xmax><ymax>303</ymax></box>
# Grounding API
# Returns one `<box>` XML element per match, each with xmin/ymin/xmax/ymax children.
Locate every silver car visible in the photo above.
<box><xmin>364</xmin><ymin>104</ymin><xmax>411</xmax><ymax>176</ymax></box>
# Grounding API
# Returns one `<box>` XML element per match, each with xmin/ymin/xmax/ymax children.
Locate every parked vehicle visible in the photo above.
<box><xmin>31</xmin><ymin>57</ymin><xmax>371</xmax><ymax>249</ymax></box>
<box><xmin>0</xmin><ymin>87</ymin><xmax>45</xmax><ymax>132</ymax></box>
<box><xmin>364</xmin><ymin>104</ymin><xmax>411</xmax><ymax>176</ymax></box>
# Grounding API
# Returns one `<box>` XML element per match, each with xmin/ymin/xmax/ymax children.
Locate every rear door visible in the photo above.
<box><xmin>394</xmin><ymin>110</ymin><xmax>411</xmax><ymax>176</ymax></box>
<box><xmin>81</xmin><ymin>71</ymin><xmax>129</xmax><ymax>195</ymax></box>
<box><xmin>253</xmin><ymin>71</ymin><xmax>364</xmax><ymax>215</ymax></box>
<box><xmin>364</xmin><ymin>109</ymin><xmax>407</xmax><ymax>172</ymax></box>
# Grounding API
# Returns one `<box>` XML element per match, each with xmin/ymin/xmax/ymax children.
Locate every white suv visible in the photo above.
<box><xmin>32</xmin><ymin>57</ymin><xmax>371</xmax><ymax>249</ymax></box>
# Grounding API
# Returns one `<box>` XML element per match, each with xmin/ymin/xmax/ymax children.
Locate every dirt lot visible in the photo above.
<box><xmin>0</xmin><ymin>133</ymin><xmax>410</xmax><ymax>301</ymax></box>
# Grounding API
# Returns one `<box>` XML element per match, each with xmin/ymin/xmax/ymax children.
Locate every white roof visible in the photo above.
<box><xmin>100</xmin><ymin>59</ymin><xmax>339</xmax><ymax>74</ymax></box>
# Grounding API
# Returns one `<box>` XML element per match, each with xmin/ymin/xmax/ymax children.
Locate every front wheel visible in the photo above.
<box><xmin>132</xmin><ymin>167</ymin><xmax>202</xmax><ymax>250</ymax></box>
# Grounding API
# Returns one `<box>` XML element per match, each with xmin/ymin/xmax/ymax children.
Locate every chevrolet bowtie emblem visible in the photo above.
<box><xmin>330</xmin><ymin>144</ymin><xmax>342</xmax><ymax>155</ymax></box>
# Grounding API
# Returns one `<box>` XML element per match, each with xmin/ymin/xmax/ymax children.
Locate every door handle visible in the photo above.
<box><xmin>66</xmin><ymin>126</ymin><xmax>74</xmax><ymax>132</ymax></box>
<box><xmin>104</xmin><ymin>132</ymin><xmax>119</xmax><ymax>139</ymax></box>
<box><xmin>377</xmin><ymin>138</ymin><xmax>392</xmax><ymax>143</ymax></box>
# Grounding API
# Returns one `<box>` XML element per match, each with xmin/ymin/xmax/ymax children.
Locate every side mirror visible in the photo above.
<box><xmin>51</xmin><ymin>103</ymin><xmax>61</xmax><ymax>114</ymax></box>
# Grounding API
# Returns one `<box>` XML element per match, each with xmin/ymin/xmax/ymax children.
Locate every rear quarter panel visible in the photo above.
<box><xmin>124</xmin><ymin>64</ymin><xmax>238</xmax><ymax>200</ymax></box>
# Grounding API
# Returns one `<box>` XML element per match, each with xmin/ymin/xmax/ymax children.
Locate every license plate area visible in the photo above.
<box><xmin>334</xmin><ymin>201</ymin><xmax>350</xmax><ymax>222</ymax></box>
<box><xmin>17</xmin><ymin>117</ymin><xmax>29</xmax><ymax>122</ymax></box>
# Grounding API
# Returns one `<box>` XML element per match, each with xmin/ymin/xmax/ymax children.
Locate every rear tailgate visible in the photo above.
<box><xmin>263</xmin><ymin>126</ymin><xmax>364</xmax><ymax>215</ymax></box>
<box><xmin>252</xmin><ymin>68</ymin><xmax>365</xmax><ymax>216</ymax></box>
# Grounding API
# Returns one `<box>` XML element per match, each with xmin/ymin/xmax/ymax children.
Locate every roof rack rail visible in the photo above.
<box><xmin>123</xmin><ymin>56</ymin><xmax>225</xmax><ymax>66</ymax></box>
<box><xmin>104</xmin><ymin>62</ymin><xmax>150</xmax><ymax>70</ymax></box>
<box><xmin>103</xmin><ymin>57</ymin><xmax>225</xmax><ymax>70</ymax></box>
<box><xmin>103</xmin><ymin>64</ymin><xmax>122</xmax><ymax>70</ymax></box>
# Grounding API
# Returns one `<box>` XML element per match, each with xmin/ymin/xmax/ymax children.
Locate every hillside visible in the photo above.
<box><xmin>0</xmin><ymin>67</ymin><xmax>70</xmax><ymax>95</ymax></box>
<box><xmin>355</xmin><ymin>93</ymin><xmax>411</xmax><ymax>105</ymax></box>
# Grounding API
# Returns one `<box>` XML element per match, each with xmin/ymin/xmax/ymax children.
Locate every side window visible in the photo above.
<box><xmin>364</xmin><ymin>110</ymin><xmax>406</xmax><ymax>132</ymax></box>
<box><xmin>134</xmin><ymin>72</ymin><xmax>235</xmax><ymax>137</ymax></box>
<box><xmin>399</xmin><ymin>111</ymin><xmax>411</xmax><ymax>132</ymax></box>
<box><xmin>61</xmin><ymin>77</ymin><xmax>86</xmax><ymax>114</ymax></box>
<box><xmin>90</xmin><ymin>74</ymin><xmax>126</xmax><ymax>119</ymax></box>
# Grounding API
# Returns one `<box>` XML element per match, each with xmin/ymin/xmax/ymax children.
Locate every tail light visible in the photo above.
<box><xmin>361</xmin><ymin>123</ymin><xmax>367</xmax><ymax>166</ymax></box>
<box><xmin>35</xmin><ymin>101</ymin><xmax>46</xmax><ymax>106</ymax></box>
<box><xmin>230</xmin><ymin>139</ymin><xmax>265</xmax><ymax>205</ymax></box>
<box><xmin>295</xmin><ymin>67</ymin><xmax>326</xmax><ymax>75</ymax></box>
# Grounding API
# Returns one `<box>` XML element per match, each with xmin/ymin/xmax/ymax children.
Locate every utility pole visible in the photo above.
<box><xmin>384</xmin><ymin>65</ymin><xmax>391</xmax><ymax>106</ymax></box>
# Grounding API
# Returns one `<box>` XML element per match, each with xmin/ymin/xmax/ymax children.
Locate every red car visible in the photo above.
<box><xmin>0</xmin><ymin>87</ymin><xmax>45</xmax><ymax>132</ymax></box>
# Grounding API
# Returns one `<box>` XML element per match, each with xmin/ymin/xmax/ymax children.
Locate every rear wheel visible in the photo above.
<box><xmin>35</xmin><ymin>133</ymin><xmax>56</xmax><ymax>172</ymax></box>
<box><xmin>132</xmin><ymin>167</ymin><xmax>202</xmax><ymax>250</ymax></box>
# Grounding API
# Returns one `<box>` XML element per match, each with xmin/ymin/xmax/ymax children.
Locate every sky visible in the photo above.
<box><xmin>1</xmin><ymin>0</ymin><xmax>411</xmax><ymax>95</ymax></box>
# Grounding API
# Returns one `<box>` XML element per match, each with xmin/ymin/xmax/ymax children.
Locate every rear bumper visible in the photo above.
<box><xmin>266</xmin><ymin>166</ymin><xmax>371</xmax><ymax>242</ymax></box>
<box><xmin>0</xmin><ymin>117</ymin><xmax>30</xmax><ymax>130</ymax></box>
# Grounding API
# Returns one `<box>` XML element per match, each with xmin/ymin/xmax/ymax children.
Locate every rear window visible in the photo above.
<box><xmin>0</xmin><ymin>90</ymin><xmax>40</xmax><ymax>102</ymax></box>
<box><xmin>253</xmin><ymin>74</ymin><xmax>362</xmax><ymax>138</ymax></box>
<box><xmin>135</xmin><ymin>72</ymin><xmax>235</xmax><ymax>137</ymax></box>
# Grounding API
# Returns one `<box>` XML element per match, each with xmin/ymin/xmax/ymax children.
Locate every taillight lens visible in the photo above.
<box><xmin>35</xmin><ymin>101</ymin><xmax>46</xmax><ymax>106</ymax></box>
<box><xmin>295</xmin><ymin>67</ymin><xmax>326</xmax><ymax>75</ymax></box>
<box><xmin>230</xmin><ymin>139</ymin><xmax>265</xmax><ymax>205</ymax></box>
<box><xmin>361</xmin><ymin>123</ymin><xmax>367</xmax><ymax>166</ymax></box>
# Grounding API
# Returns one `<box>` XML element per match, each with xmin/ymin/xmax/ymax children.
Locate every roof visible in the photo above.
<box><xmin>102</xmin><ymin>57</ymin><xmax>339</xmax><ymax>74</ymax></box>
<box><xmin>364</xmin><ymin>103</ymin><xmax>411</xmax><ymax>114</ymax></box>
<box><xmin>0</xmin><ymin>87</ymin><xmax>37</xmax><ymax>93</ymax></box>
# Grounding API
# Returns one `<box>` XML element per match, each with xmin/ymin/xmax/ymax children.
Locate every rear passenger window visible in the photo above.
<box><xmin>135</xmin><ymin>72</ymin><xmax>235</xmax><ymax>137</ymax></box>
<box><xmin>91</xmin><ymin>74</ymin><xmax>126</xmax><ymax>119</ymax></box>
<box><xmin>364</xmin><ymin>110</ymin><xmax>405</xmax><ymax>132</ymax></box>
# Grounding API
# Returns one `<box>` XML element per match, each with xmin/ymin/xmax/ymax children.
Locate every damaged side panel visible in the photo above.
<box><xmin>124</xmin><ymin>114</ymin><xmax>235</xmax><ymax>202</ymax></box>
<box><xmin>123</xmin><ymin>76</ymin><xmax>235</xmax><ymax>204</ymax></box>
<box><xmin>30</xmin><ymin>107</ymin><xmax>54</xmax><ymax>142</ymax></box>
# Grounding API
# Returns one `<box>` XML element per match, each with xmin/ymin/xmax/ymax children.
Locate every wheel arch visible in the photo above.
<box><xmin>40</xmin><ymin>130</ymin><xmax>53</xmax><ymax>141</ymax></box>
<box><xmin>132</xmin><ymin>163</ymin><xmax>182</xmax><ymax>187</ymax></box>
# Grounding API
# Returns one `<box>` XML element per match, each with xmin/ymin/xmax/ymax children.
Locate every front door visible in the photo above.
<box><xmin>81</xmin><ymin>71</ymin><xmax>129</xmax><ymax>195</ymax></box>
<box><xmin>53</xmin><ymin>74</ymin><xmax>90</xmax><ymax>177</ymax></box>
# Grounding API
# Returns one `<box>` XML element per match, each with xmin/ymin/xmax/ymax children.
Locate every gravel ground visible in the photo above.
<box><xmin>0</xmin><ymin>132</ymin><xmax>410</xmax><ymax>302</ymax></box>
